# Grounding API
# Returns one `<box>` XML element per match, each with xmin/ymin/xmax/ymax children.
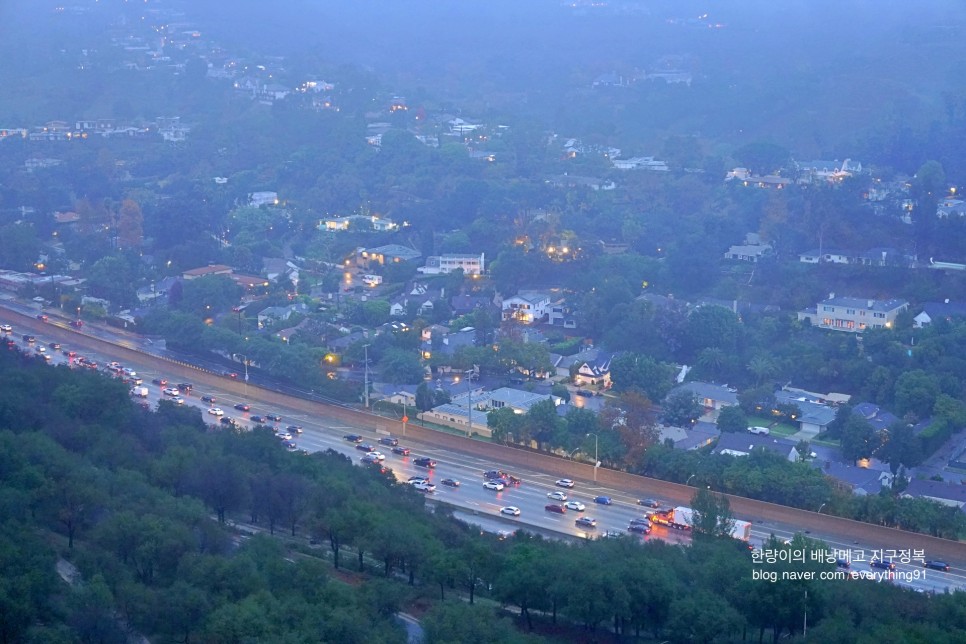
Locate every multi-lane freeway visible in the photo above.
<box><xmin>2</xmin><ymin>301</ymin><xmax>965</xmax><ymax>594</ymax></box>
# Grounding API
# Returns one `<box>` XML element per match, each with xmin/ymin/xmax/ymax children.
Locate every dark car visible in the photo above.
<box><xmin>638</xmin><ymin>498</ymin><xmax>662</xmax><ymax>508</ymax></box>
<box><xmin>177</xmin><ymin>382</ymin><xmax>193</xmax><ymax>391</ymax></box>
<box><xmin>22</xmin><ymin>334</ymin><xmax>36</xmax><ymax>343</ymax></box>
<box><xmin>629</xmin><ymin>517</ymin><xmax>651</xmax><ymax>528</ymax></box>
<box><xmin>575</xmin><ymin>516</ymin><xmax>597</xmax><ymax>529</ymax></box>
<box><xmin>356</xmin><ymin>443</ymin><xmax>375</xmax><ymax>452</ymax></box>
<box><xmin>249</xmin><ymin>415</ymin><xmax>266</xmax><ymax>424</ymax></box>
<box><xmin>36</xmin><ymin>314</ymin><xmax>48</xmax><ymax>322</ymax></box>
<box><xmin>265</xmin><ymin>413</ymin><xmax>282</xmax><ymax>422</ymax></box>
<box><xmin>201</xmin><ymin>395</ymin><xmax>216</xmax><ymax>403</ymax></box>
<box><xmin>70</xmin><ymin>319</ymin><xmax>83</xmax><ymax>328</ymax></box>
<box><xmin>594</xmin><ymin>496</ymin><xmax>613</xmax><ymax>505</ymax></box>
<box><xmin>870</xmin><ymin>559</ymin><xmax>896</xmax><ymax>571</ymax></box>
<box><xmin>441</xmin><ymin>478</ymin><xmax>461</xmax><ymax>487</ymax></box>
<box><xmin>575</xmin><ymin>389</ymin><xmax>594</xmax><ymax>397</ymax></box>
<box><xmin>48</xmin><ymin>342</ymin><xmax>61</xmax><ymax>350</ymax></box>
<box><xmin>413</xmin><ymin>457</ymin><xmax>437</xmax><ymax>468</ymax></box>
<box><xmin>234</xmin><ymin>403</ymin><xmax>251</xmax><ymax>412</ymax></box>
<box><xmin>484</xmin><ymin>470</ymin><xmax>508</xmax><ymax>480</ymax></box>
<box><xmin>627</xmin><ymin>523</ymin><xmax>651</xmax><ymax>535</ymax></box>
<box><xmin>153</xmin><ymin>378</ymin><xmax>169</xmax><ymax>387</ymax></box>
<box><xmin>219</xmin><ymin>416</ymin><xmax>237</xmax><ymax>426</ymax></box>
<box><xmin>836</xmin><ymin>558</ymin><xmax>851</xmax><ymax>569</ymax></box>
<box><xmin>924</xmin><ymin>560</ymin><xmax>950</xmax><ymax>572</ymax></box>
<box><xmin>544</xmin><ymin>504</ymin><xmax>567</xmax><ymax>514</ymax></box>
<box><xmin>343</xmin><ymin>434</ymin><xmax>364</xmax><ymax>443</ymax></box>
<box><xmin>392</xmin><ymin>446</ymin><xmax>411</xmax><ymax>456</ymax></box>
<box><xmin>286</xmin><ymin>425</ymin><xmax>303</xmax><ymax>434</ymax></box>
<box><xmin>379</xmin><ymin>437</ymin><xmax>399</xmax><ymax>447</ymax></box>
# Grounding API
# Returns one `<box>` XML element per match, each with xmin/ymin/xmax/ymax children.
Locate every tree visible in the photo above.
<box><xmin>377</xmin><ymin>348</ymin><xmax>424</xmax><ymax>384</ymax></box>
<box><xmin>716</xmin><ymin>405</ymin><xmax>748</xmax><ymax>433</ymax></box>
<box><xmin>893</xmin><ymin>369</ymin><xmax>940</xmax><ymax>419</ymax></box>
<box><xmin>487</xmin><ymin>407</ymin><xmax>525</xmax><ymax>444</ymax></box>
<box><xmin>0</xmin><ymin>222</ymin><xmax>41</xmax><ymax>271</ymax></box>
<box><xmin>415</xmin><ymin>382</ymin><xmax>435</xmax><ymax>412</ymax></box>
<box><xmin>733</xmin><ymin>141</ymin><xmax>791</xmax><ymax>175</ymax></box>
<box><xmin>689</xmin><ymin>488</ymin><xmax>735</xmax><ymax>538</ymax></box>
<box><xmin>661</xmin><ymin>389</ymin><xmax>702</xmax><ymax>426</ymax></box>
<box><xmin>747</xmin><ymin>353</ymin><xmax>778</xmax><ymax>386</ymax></box>
<box><xmin>609</xmin><ymin>353</ymin><xmax>675</xmax><ymax>400</ymax></box>
<box><xmin>116</xmin><ymin>198</ymin><xmax>144</xmax><ymax>249</ymax></box>
<box><xmin>879</xmin><ymin>421</ymin><xmax>922</xmax><ymax>474</ymax></box>
<box><xmin>684</xmin><ymin>305</ymin><xmax>740</xmax><ymax>359</ymax></box>
<box><xmin>839</xmin><ymin>415</ymin><xmax>880</xmax><ymax>463</ymax></box>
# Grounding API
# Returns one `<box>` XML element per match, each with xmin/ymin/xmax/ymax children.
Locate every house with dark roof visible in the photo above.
<box><xmin>901</xmin><ymin>479</ymin><xmax>966</xmax><ymax>510</ymax></box>
<box><xmin>852</xmin><ymin>402</ymin><xmax>901</xmax><ymax>432</ymax></box>
<box><xmin>814</xmin><ymin>461</ymin><xmax>893</xmax><ymax>495</ymax></box>
<box><xmin>355</xmin><ymin>244</ymin><xmax>422</xmax><ymax>268</ymax></box>
<box><xmin>774</xmin><ymin>390</ymin><xmax>837</xmax><ymax>433</ymax></box>
<box><xmin>913</xmin><ymin>300</ymin><xmax>966</xmax><ymax>328</ymax></box>
<box><xmin>713</xmin><ymin>433</ymin><xmax>803</xmax><ymax>462</ymax></box>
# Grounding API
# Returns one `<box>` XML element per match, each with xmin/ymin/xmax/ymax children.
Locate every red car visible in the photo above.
<box><xmin>544</xmin><ymin>504</ymin><xmax>567</xmax><ymax>514</ymax></box>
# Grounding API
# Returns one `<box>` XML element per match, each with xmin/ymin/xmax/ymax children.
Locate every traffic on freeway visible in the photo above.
<box><xmin>2</xmin><ymin>308</ymin><xmax>964</xmax><ymax>595</ymax></box>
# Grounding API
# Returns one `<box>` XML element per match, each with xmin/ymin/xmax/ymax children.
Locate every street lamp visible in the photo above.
<box><xmin>818</xmin><ymin>502</ymin><xmax>827</xmax><ymax>514</ymax></box>
<box><xmin>463</xmin><ymin>369</ymin><xmax>474</xmax><ymax>435</ymax></box>
<box><xmin>686</xmin><ymin>474</ymin><xmax>696</xmax><ymax>486</ymax></box>
<box><xmin>587</xmin><ymin>432</ymin><xmax>599</xmax><ymax>482</ymax></box>
<box><xmin>362</xmin><ymin>344</ymin><xmax>370</xmax><ymax>409</ymax></box>
<box><xmin>234</xmin><ymin>354</ymin><xmax>249</xmax><ymax>394</ymax></box>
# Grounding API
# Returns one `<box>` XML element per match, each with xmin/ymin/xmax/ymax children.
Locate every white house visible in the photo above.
<box><xmin>418</xmin><ymin>253</ymin><xmax>485</xmax><ymax>276</ymax></box>
<box><xmin>250</xmin><ymin>191</ymin><xmax>279</xmax><ymax>208</ymax></box>
<box><xmin>502</xmin><ymin>292</ymin><xmax>552</xmax><ymax>323</ymax></box>
<box><xmin>798</xmin><ymin>294</ymin><xmax>909</xmax><ymax>333</ymax></box>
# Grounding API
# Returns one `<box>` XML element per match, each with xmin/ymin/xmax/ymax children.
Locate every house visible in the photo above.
<box><xmin>725</xmin><ymin>169</ymin><xmax>792</xmax><ymax>189</ymax></box>
<box><xmin>795</xmin><ymin>159</ymin><xmax>862</xmax><ymax>184</ymax></box>
<box><xmin>670</xmin><ymin>381</ymin><xmax>738</xmax><ymax>411</ymax></box>
<box><xmin>502</xmin><ymin>291</ymin><xmax>552</xmax><ymax>323</ymax></box>
<box><xmin>774</xmin><ymin>389</ymin><xmax>837</xmax><ymax>434</ymax></box>
<box><xmin>418</xmin><ymin>253</ymin><xmax>485</xmax><ymax>276</ymax></box>
<box><xmin>936</xmin><ymin>198</ymin><xmax>966</xmax><ymax>218</ymax></box>
<box><xmin>554</xmin><ymin>347</ymin><xmax>612</xmax><ymax>387</ymax></box>
<box><xmin>724</xmin><ymin>242</ymin><xmax>772</xmax><ymax>262</ymax></box>
<box><xmin>257</xmin><ymin>303</ymin><xmax>308</xmax><ymax>329</ymax></box>
<box><xmin>913</xmin><ymin>300</ymin><xmax>966</xmax><ymax>328</ymax></box>
<box><xmin>659</xmin><ymin>420</ymin><xmax>720</xmax><ymax>450</ymax></box>
<box><xmin>852</xmin><ymin>402</ymin><xmax>901</xmax><ymax>432</ymax></box>
<box><xmin>798</xmin><ymin>294</ymin><xmax>909</xmax><ymax>333</ymax></box>
<box><xmin>421</xmin><ymin>327</ymin><xmax>476</xmax><ymax>360</ymax></box>
<box><xmin>799</xmin><ymin>249</ymin><xmax>852</xmax><ymax>264</ymax></box>
<box><xmin>182</xmin><ymin>264</ymin><xmax>233</xmax><ymax>280</ymax></box>
<box><xmin>249</xmin><ymin>191</ymin><xmax>279</xmax><ymax>208</ymax></box>
<box><xmin>815</xmin><ymin>462</ymin><xmax>893</xmax><ymax>496</ymax></box>
<box><xmin>901</xmin><ymin>479</ymin><xmax>966</xmax><ymax>509</ymax></box>
<box><xmin>356</xmin><ymin>244</ymin><xmax>422</xmax><ymax>268</ymax></box>
<box><xmin>713</xmin><ymin>433</ymin><xmax>803</xmax><ymax>462</ymax></box>
<box><xmin>320</xmin><ymin>215</ymin><xmax>398</xmax><ymax>232</ymax></box>
<box><xmin>450</xmin><ymin>294</ymin><xmax>493</xmax><ymax>315</ymax></box>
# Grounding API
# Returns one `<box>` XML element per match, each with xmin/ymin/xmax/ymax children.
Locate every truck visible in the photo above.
<box><xmin>650</xmin><ymin>506</ymin><xmax>752</xmax><ymax>542</ymax></box>
<box><xmin>130</xmin><ymin>386</ymin><xmax>149</xmax><ymax>398</ymax></box>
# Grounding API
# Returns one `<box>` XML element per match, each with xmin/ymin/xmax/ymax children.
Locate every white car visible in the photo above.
<box><xmin>412</xmin><ymin>480</ymin><xmax>436</xmax><ymax>493</ymax></box>
<box><xmin>564</xmin><ymin>501</ymin><xmax>586</xmax><ymax>512</ymax></box>
<box><xmin>172</xmin><ymin>397</ymin><xmax>185</xmax><ymax>405</ymax></box>
<box><xmin>483</xmin><ymin>480</ymin><xmax>505</xmax><ymax>491</ymax></box>
<box><xmin>276</xmin><ymin>431</ymin><xmax>293</xmax><ymax>441</ymax></box>
<box><xmin>367</xmin><ymin>451</ymin><xmax>385</xmax><ymax>462</ymax></box>
<box><xmin>547</xmin><ymin>491</ymin><xmax>568</xmax><ymax>501</ymax></box>
<box><xmin>501</xmin><ymin>506</ymin><xmax>521</xmax><ymax>516</ymax></box>
<box><xmin>555</xmin><ymin>479</ymin><xmax>575</xmax><ymax>488</ymax></box>
<box><xmin>747</xmin><ymin>426</ymin><xmax>770</xmax><ymax>435</ymax></box>
<box><xmin>0</xmin><ymin>324</ymin><xmax>12</xmax><ymax>333</ymax></box>
<box><xmin>207</xmin><ymin>407</ymin><xmax>225</xmax><ymax>416</ymax></box>
<box><xmin>163</xmin><ymin>387</ymin><xmax>181</xmax><ymax>396</ymax></box>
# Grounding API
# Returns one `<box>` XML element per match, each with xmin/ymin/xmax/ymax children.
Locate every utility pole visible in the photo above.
<box><xmin>363</xmin><ymin>344</ymin><xmax>370</xmax><ymax>409</ymax></box>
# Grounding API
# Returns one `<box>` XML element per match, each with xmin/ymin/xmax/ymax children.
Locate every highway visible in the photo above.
<box><xmin>2</xmin><ymin>302</ymin><xmax>965</xmax><ymax>595</ymax></box>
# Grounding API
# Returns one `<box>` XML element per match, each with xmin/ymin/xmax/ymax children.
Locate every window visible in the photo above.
<box><xmin>846</xmin><ymin>308</ymin><xmax>855</xmax><ymax>314</ymax></box>
<box><xmin>822</xmin><ymin>305</ymin><xmax>834</xmax><ymax>312</ymax></box>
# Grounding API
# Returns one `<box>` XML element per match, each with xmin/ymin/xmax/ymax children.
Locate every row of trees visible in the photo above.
<box><xmin>2</xmin><ymin>345</ymin><xmax>965</xmax><ymax>643</ymax></box>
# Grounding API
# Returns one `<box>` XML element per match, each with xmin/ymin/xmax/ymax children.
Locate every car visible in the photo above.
<box><xmin>747</xmin><ymin>426</ymin><xmax>770</xmax><ymax>435</ymax></box>
<box><xmin>638</xmin><ymin>498</ymin><xmax>662</xmax><ymax>508</ymax></box>
<box><xmin>413</xmin><ymin>457</ymin><xmax>436</xmax><ymax>468</ymax></box>
<box><xmin>36</xmin><ymin>314</ymin><xmax>48</xmax><ymax>322</ymax></box>
<box><xmin>924</xmin><ymin>560</ymin><xmax>950</xmax><ymax>572</ymax></box>
<box><xmin>392</xmin><ymin>446</ymin><xmax>411</xmax><ymax>456</ymax></box>
<box><xmin>64</xmin><ymin>350</ymin><xmax>76</xmax><ymax>358</ymax></box>
<box><xmin>356</xmin><ymin>443</ymin><xmax>375</xmax><ymax>452</ymax></box>
<box><xmin>276</xmin><ymin>431</ymin><xmax>293</xmax><ymax>441</ymax></box>
<box><xmin>171</xmin><ymin>397</ymin><xmax>185</xmax><ymax>405</ymax></box>
<box><xmin>153</xmin><ymin>378</ymin><xmax>169</xmax><ymax>386</ymax></box>
<box><xmin>234</xmin><ymin>403</ymin><xmax>251</xmax><ymax>412</ymax></box>
<box><xmin>627</xmin><ymin>523</ymin><xmax>651</xmax><ymax>535</ymax></box>
<box><xmin>250</xmin><ymin>415</ymin><xmax>267</xmax><ymax>424</ymax></box>
<box><xmin>594</xmin><ymin>496</ymin><xmax>613</xmax><ymax>505</ymax></box>
<box><xmin>69</xmin><ymin>319</ymin><xmax>83</xmax><ymax>328</ymax></box>
<box><xmin>555</xmin><ymin>479</ymin><xmax>575</xmax><ymax>488</ymax></box>
<box><xmin>22</xmin><ymin>335</ymin><xmax>35</xmax><ymax>343</ymax></box>
<box><xmin>628</xmin><ymin>517</ymin><xmax>652</xmax><ymax>528</ymax></box>
<box><xmin>507</xmin><ymin>475</ymin><xmax>523</xmax><ymax>486</ymax></box>
<box><xmin>163</xmin><ymin>387</ymin><xmax>181</xmax><ymax>396</ymax></box>
<box><xmin>835</xmin><ymin>558</ymin><xmax>851</xmax><ymax>569</ymax></box>
<box><xmin>207</xmin><ymin>407</ymin><xmax>225</xmax><ymax>416</ymax></box>
<box><xmin>545</xmin><ymin>504</ymin><xmax>567</xmax><ymax>514</ymax></box>
<box><xmin>0</xmin><ymin>324</ymin><xmax>11</xmax><ymax>332</ymax></box>
<box><xmin>224</xmin><ymin>372</ymin><xmax>238</xmax><ymax>379</ymax></box>
<box><xmin>48</xmin><ymin>342</ymin><xmax>61</xmax><ymax>350</ymax></box>
<box><xmin>484</xmin><ymin>469</ymin><xmax>508</xmax><ymax>480</ymax></box>
<box><xmin>201</xmin><ymin>395</ymin><xmax>216</xmax><ymax>403</ymax></box>
<box><xmin>547</xmin><ymin>491</ymin><xmax>568</xmax><ymax>502</ymax></box>
<box><xmin>176</xmin><ymin>383</ymin><xmax>193</xmax><ymax>391</ymax></box>
<box><xmin>220</xmin><ymin>416</ymin><xmax>237</xmax><ymax>426</ymax></box>
<box><xmin>501</xmin><ymin>506</ymin><xmax>521</xmax><ymax>516</ymax></box>
<box><xmin>575</xmin><ymin>389</ymin><xmax>594</xmax><ymax>397</ymax></box>
<box><xmin>870</xmin><ymin>559</ymin><xmax>896</xmax><ymax>571</ymax></box>
<box><xmin>287</xmin><ymin>425</ymin><xmax>303</xmax><ymax>434</ymax></box>
<box><xmin>412</xmin><ymin>480</ymin><xmax>436</xmax><ymax>493</ymax></box>
<box><xmin>564</xmin><ymin>501</ymin><xmax>586</xmax><ymax>511</ymax></box>
<box><xmin>407</xmin><ymin>476</ymin><xmax>428</xmax><ymax>484</ymax></box>
<box><xmin>264</xmin><ymin>413</ymin><xmax>282</xmax><ymax>422</ymax></box>
<box><xmin>440</xmin><ymin>478</ymin><xmax>460</xmax><ymax>487</ymax></box>
<box><xmin>575</xmin><ymin>517</ymin><xmax>597</xmax><ymax>529</ymax></box>
<box><xmin>36</xmin><ymin>346</ymin><xmax>46</xmax><ymax>353</ymax></box>
<box><xmin>282</xmin><ymin>440</ymin><xmax>298</xmax><ymax>451</ymax></box>
<box><xmin>122</xmin><ymin>368</ymin><xmax>137</xmax><ymax>377</ymax></box>
<box><xmin>367</xmin><ymin>451</ymin><xmax>385</xmax><ymax>461</ymax></box>
<box><xmin>343</xmin><ymin>434</ymin><xmax>364</xmax><ymax>443</ymax></box>
<box><xmin>379</xmin><ymin>436</ymin><xmax>399</xmax><ymax>447</ymax></box>
<box><xmin>483</xmin><ymin>480</ymin><xmax>505</xmax><ymax>491</ymax></box>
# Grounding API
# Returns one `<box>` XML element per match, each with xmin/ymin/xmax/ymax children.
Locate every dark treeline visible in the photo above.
<box><xmin>1</xmin><ymin>342</ymin><xmax>965</xmax><ymax>642</ymax></box>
